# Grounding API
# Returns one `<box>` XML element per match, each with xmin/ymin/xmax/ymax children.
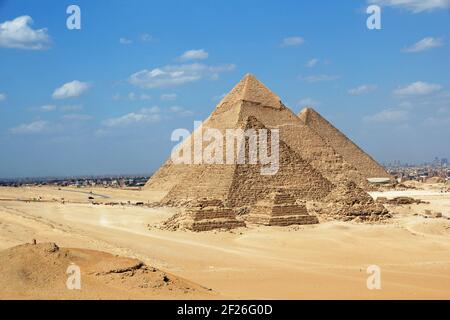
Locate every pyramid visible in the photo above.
<box><xmin>145</xmin><ymin>74</ymin><xmax>389</xmax><ymax>228</ymax></box>
<box><xmin>163</xmin><ymin>199</ymin><xmax>245</xmax><ymax>231</ymax></box>
<box><xmin>298</xmin><ymin>107</ymin><xmax>392</xmax><ymax>180</ymax></box>
<box><xmin>246</xmin><ymin>190</ymin><xmax>319</xmax><ymax>226</ymax></box>
<box><xmin>145</xmin><ymin>74</ymin><xmax>336</xmax><ymax>207</ymax></box>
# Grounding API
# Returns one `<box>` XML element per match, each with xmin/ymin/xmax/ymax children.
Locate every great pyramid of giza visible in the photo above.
<box><xmin>298</xmin><ymin>107</ymin><xmax>392</xmax><ymax>180</ymax></box>
<box><xmin>145</xmin><ymin>74</ymin><xmax>388</xmax><ymax>229</ymax></box>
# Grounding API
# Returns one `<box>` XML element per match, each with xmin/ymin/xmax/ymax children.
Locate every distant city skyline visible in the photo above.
<box><xmin>1</xmin><ymin>0</ymin><xmax>449</xmax><ymax>178</ymax></box>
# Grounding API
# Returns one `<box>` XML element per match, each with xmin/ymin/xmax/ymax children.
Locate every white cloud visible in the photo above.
<box><xmin>0</xmin><ymin>15</ymin><xmax>51</xmax><ymax>50</ymax></box>
<box><xmin>102</xmin><ymin>107</ymin><xmax>161</xmax><ymax>127</ymax></box>
<box><xmin>394</xmin><ymin>81</ymin><xmax>442</xmax><ymax>95</ymax></box>
<box><xmin>403</xmin><ymin>37</ymin><xmax>443</xmax><ymax>53</ymax></box>
<box><xmin>161</xmin><ymin>93</ymin><xmax>177</xmax><ymax>101</ymax></box>
<box><xmin>128</xmin><ymin>92</ymin><xmax>151</xmax><ymax>101</ymax></box>
<box><xmin>141</xmin><ymin>33</ymin><xmax>153</xmax><ymax>42</ymax></box>
<box><xmin>178</xmin><ymin>49</ymin><xmax>209</xmax><ymax>61</ymax></box>
<box><xmin>10</xmin><ymin>120</ymin><xmax>49</xmax><ymax>134</ymax></box>
<box><xmin>368</xmin><ymin>0</ymin><xmax>450</xmax><ymax>13</ymax></box>
<box><xmin>281</xmin><ymin>36</ymin><xmax>304</xmax><ymax>47</ymax></box>
<box><xmin>363</xmin><ymin>109</ymin><xmax>409</xmax><ymax>123</ymax></box>
<box><xmin>306</xmin><ymin>58</ymin><xmax>319</xmax><ymax>68</ymax></box>
<box><xmin>297</xmin><ymin>97</ymin><xmax>320</xmax><ymax>107</ymax></box>
<box><xmin>169</xmin><ymin>106</ymin><xmax>194</xmax><ymax>117</ymax></box>
<box><xmin>38</xmin><ymin>105</ymin><xmax>56</xmax><ymax>112</ymax></box>
<box><xmin>52</xmin><ymin>80</ymin><xmax>91</xmax><ymax>99</ymax></box>
<box><xmin>129</xmin><ymin>63</ymin><xmax>235</xmax><ymax>88</ymax></box>
<box><xmin>61</xmin><ymin>114</ymin><xmax>93</xmax><ymax>121</ymax></box>
<box><xmin>119</xmin><ymin>37</ymin><xmax>132</xmax><ymax>45</ymax></box>
<box><xmin>0</xmin><ymin>93</ymin><xmax>6</xmax><ymax>101</ymax></box>
<box><xmin>299</xmin><ymin>74</ymin><xmax>340</xmax><ymax>83</ymax></box>
<box><xmin>348</xmin><ymin>84</ymin><xmax>378</xmax><ymax>95</ymax></box>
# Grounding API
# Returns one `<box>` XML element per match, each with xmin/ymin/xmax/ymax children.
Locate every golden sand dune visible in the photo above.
<box><xmin>0</xmin><ymin>184</ymin><xmax>449</xmax><ymax>299</ymax></box>
<box><xmin>0</xmin><ymin>242</ymin><xmax>214</xmax><ymax>300</ymax></box>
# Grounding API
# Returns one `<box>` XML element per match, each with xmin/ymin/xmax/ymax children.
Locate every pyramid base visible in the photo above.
<box><xmin>186</xmin><ymin>218</ymin><xmax>245</xmax><ymax>232</ymax></box>
<box><xmin>246</xmin><ymin>214</ymin><xmax>318</xmax><ymax>226</ymax></box>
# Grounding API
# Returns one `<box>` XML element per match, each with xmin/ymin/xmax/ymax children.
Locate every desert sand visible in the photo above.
<box><xmin>0</xmin><ymin>183</ymin><xmax>449</xmax><ymax>299</ymax></box>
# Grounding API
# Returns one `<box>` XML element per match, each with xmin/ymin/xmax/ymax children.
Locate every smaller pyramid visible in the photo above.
<box><xmin>162</xmin><ymin>199</ymin><xmax>245</xmax><ymax>232</ymax></box>
<box><xmin>246</xmin><ymin>190</ymin><xmax>319</xmax><ymax>226</ymax></box>
<box><xmin>298</xmin><ymin>107</ymin><xmax>392</xmax><ymax>180</ymax></box>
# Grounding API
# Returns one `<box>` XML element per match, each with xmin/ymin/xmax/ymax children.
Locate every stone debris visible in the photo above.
<box><xmin>246</xmin><ymin>191</ymin><xmax>319</xmax><ymax>226</ymax></box>
<box><xmin>423</xmin><ymin>210</ymin><xmax>443</xmax><ymax>218</ymax></box>
<box><xmin>321</xmin><ymin>181</ymin><xmax>390</xmax><ymax>222</ymax></box>
<box><xmin>385</xmin><ymin>197</ymin><xmax>426</xmax><ymax>205</ymax></box>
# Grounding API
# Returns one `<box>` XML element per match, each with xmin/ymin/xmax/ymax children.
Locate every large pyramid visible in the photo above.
<box><xmin>298</xmin><ymin>107</ymin><xmax>392</xmax><ymax>180</ymax></box>
<box><xmin>145</xmin><ymin>75</ymin><xmax>366</xmax><ymax>201</ymax></box>
<box><xmin>145</xmin><ymin>74</ymin><xmax>388</xmax><ymax>227</ymax></box>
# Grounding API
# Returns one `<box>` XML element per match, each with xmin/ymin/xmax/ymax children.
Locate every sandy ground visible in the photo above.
<box><xmin>0</xmin><ymin>184</ymin><xmax>449</xmax><ymax>299</ymax></box>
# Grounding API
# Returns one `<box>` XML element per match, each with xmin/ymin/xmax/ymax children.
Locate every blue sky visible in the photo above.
<box><xmin>0</xmin><ymin>0</ymin><xmax>449</xmax><ymax>178</ymax></box>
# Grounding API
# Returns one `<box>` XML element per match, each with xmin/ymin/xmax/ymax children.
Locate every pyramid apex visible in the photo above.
<box><xmin>222</xmin><ymin>74</ymin><xmax>282</xmax><ymax>109</ymax></box>
<box><xmin>298</xmin><ymin>107</ymin><xmax>320</xmax><ymax>125</ymax></box>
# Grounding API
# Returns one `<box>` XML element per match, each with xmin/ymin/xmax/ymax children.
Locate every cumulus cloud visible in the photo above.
<box><xmin>299</xmin><ymin>74</ymin><xmax>340</xmax><ymax>83</ymax></box>
<box><xmin>102</xmin><ymin>107</ymin><xmax>161</xmax><ymax>127</ymax></box>
<box><xmin>306</xmin><ymin>58</ymin><xmax>319</xmax><ymax>68</ymax></box>
<box><xmin>281</xmin><ymin>36</ymin><xmax>304</xmax><ymax>47</ymax></box>
<box><xmin>161</xmin><ymin>93</ymin><xmax>177</xmax><ymax>101</ymax></box>
<box><xmin>178</xmin><ymin>49</ymin><xmax>209</xmax><ymax>61</ymax></box>
<box><xmin>394</xmin><ymin>81</ymin><xmax>442</xmax><ymax>95</ymax></box>
<box><xmin>0</xmin><ymin>93</ymin><xmax>6</xmax><ymax>101</ymax></box>
<box><xmin>52</xmin><ymin>80</ymin><xmax>91</xmax><ymax>99</ymax></box>
<box><xmin>0</xmin><ymin>15</ymin><xmax>51</xmax><ymax>50</ymax></box>
<box><xmin>368</xmin><ymin>0</ymin><xmax>450</xmax><ymax>13</ymax></box>
<box><xmin>403</xmin><ymin>37</ymin><xmax>443</xmax><ymax>53</ymax></box>
<box><xmin>129</xmin><ymin>63</ymin><xmax>235</xmax><ymax>88</ymax></box>
<box><xmin>10</xmin><ymin>120</ymin><xmax>49</xmax><ymax>134</ymax></box>
<box><xmin>348</xmin><ymin>84</ymin><xmax>378</xmax><ymax>95</ymax></box>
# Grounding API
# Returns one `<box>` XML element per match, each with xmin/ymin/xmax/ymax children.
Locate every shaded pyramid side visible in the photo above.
<box><xmin>245</xmin><ymin>190</ymin><xmax>319</xmax><ymax>226</ymax></box>
<box><xmin>225</xmin><ymin>115</ymin><xmax>334</xmax><ymax>207</ymax></box>
<box><xmin>298</xmin><ymin>108</ymin><xmax>392</xmax><ymax>180</ymax></box>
